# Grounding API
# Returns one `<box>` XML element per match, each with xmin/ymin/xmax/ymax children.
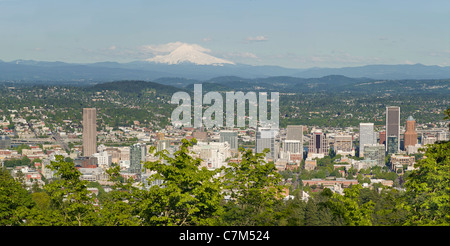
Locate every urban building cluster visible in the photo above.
<box><xmin>1</xmin><ymin>106</ymin><xmax>448</xmax><ymax>197</ymax></box>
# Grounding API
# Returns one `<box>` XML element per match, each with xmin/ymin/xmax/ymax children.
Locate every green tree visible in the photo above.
<box><xmin>325</xmin><ymin>184</ymin><xmax>374</xmax><ymax>226</ymax></box>
<box><xmin>401</xmin><ymin>140</ymin><xmax>450</xmax><ymax>225</ymax></box>
<box><xmin>0</xmin><ymin>168</ymin><xmax>35</xmax><ymax>226</ymax></box>
<box><xmin>139</xmin><ymin>139</ymin><xmax>224</xmax><ymax>226</ymax></box>
<box><xmin>43</xmin><ymin>155</ymin><xmax>97</xmax><ymax>226</ymax></box>
<box><xmin>95</xmin><ymin>165</ymin><xmax>143</xmax><ymax>226</ymax></box>
<box><xmin>399</xmin><ymin>106</ymin><xmax>450</xmax><ymax>225</ymax></box>
<box><xmin>221</xmin><ymin>147</ymin><xmax>285</xmax><ymax>226</ymax></box>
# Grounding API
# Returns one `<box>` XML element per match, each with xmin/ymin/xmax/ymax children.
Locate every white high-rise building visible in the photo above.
<box><xmin>191</xmin><ymin>141</ymin><xmax>231</xmax><ymax>169</ymax></box>
<box><xmin>283</xmin><ymin>140</ymin><xmax>302</xmax><ymax>154</ymax></box>
<box><xmin>359</xmin><ymin>123</ymin><xmax>377</xmax><ymax>157</ymax></box>
<box><xmin>92</xmin><ymin>151</ymin><xmax>112</xmax><ymax>168</ymax></box>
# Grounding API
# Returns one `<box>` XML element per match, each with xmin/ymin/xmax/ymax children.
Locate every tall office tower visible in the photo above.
<box><xmin>220</xmin><ymin>130</ymin><xmax>238</xmax><ymax>152</ymax></box>
<box><xmin>404</xmin><ymin>116</ymin><xmax>418</xmax><ymax>149</ymax></box>
<box><xmin>256</xmin><ymin>128</ymin><xmax>276</xmax><ymax>160</ymax></box>
<box><xmin>286</xmin><ymin>125</ymin><xmax>303</xmax><ymax>141</ymax></box>
<box><xmin>359</xmin><ymin>123</ymin><xmax>377</xmax><ymax>157</ymax></box>
<box><xmin>82</xmin><ymin>108</ymin><xmax>97</xmax><ymax>157</ymax></box>
<box><xmin>308</xmin><ymin>131</ymin><xmax>329</xmax><ymax>158</ymax></box>
<box><xmin>386</xmin><ymin>106</ymin><xmax>400</xmax><ymax>152</ymax></box>
<box><xmin>286</xmin><ymin>125</ymin><xmax>303</xmax><ymax>157</ymax></box>
<box><xmin>334</xmin><ymin>135</ymin><xmax>354</xmax><ymax>156</ymax></box>
<box><xmin>129</xmin><ymin>143</ymin><xmax>146</xmax><ymax>174</ymax></box>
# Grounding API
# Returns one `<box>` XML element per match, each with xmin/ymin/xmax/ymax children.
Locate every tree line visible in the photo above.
<box><xmin>1</xmin><ymin>136</ymin><xmax>449</xmax><ymax>226</ymax></box>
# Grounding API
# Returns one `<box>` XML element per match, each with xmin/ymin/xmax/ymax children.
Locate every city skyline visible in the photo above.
<box><xmin>1</xmin><ymin>0</ymin><xmax>449</xmax><ymax>68</ymax></box>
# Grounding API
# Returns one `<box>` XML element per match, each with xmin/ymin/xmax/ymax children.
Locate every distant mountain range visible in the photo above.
<box><xmin>1</xmin><ymin>58</ymin><xmax>450</xmax><ymax>84</ymax></box>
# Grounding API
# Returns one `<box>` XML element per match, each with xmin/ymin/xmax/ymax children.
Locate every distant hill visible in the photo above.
<box><xmin>293</xmin><ymin>64</ymin><xmax>450</xmax><ymax>80</ymax></box>
<box><xmin>184</xmin><ymin>82</ymin><xmax>233</xmax><ymax>92</ymax></box>
<box><xmin>88</xmin><ymin>80</ymin><xmax>184</xmax><ymax>95</ymax></box>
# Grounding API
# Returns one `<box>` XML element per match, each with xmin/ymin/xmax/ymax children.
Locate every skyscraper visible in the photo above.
<box><xmin>286</xmin><ymin>125</ymin><xmax>303</xmax><ymax>142</ymax></box>
<box><xmin>359</xmin><ymin>123</ymin><xmax>377</xmax><ymax>157</ymax></box>
<box><xmin>129</xmin><ymin>143</ymin><xmax>146</xmax><ymax>174</ymax></box>
<box><xmin>283</xmin><ymin>140</ymin><xmax>302</xmax><ymax>154</ymax></box>
<box><xmin>220</xmin><ymin>130</ymin><xmax>238</xmax><ymax>152</ymax></box>
<box><xmin>286</xmin><ymin>125</ymin><xmax>303</xmax><ymax>157</ymax></box>
<box><xmin>256</xmin><ymin>128</ymin><xmax>276</xmax><ymax>160</ymax></box>
<box><xmin>404</xmin><ymin>116</ymin><xmax>418</xmax><ymax>149</ymax></box>
<box><xmin>386</xmin><ymin>106</ymin><xmax>400</xmax><ymax>152</ymax></box>
<box><xmin>308</xmin><ymin>131</ymin><xmax>329</xmax><ymax>158</ymax></box>
<box><xmin>82</xmin><ymin>108</ymin><xmax>97</xmax><ymax>157</ymax></box>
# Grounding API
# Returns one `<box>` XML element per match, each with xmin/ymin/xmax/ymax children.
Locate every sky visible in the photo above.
<box><xmin>0</xmin><ymin>0</ymin><xmax>449</xmax><ymax>68</ymax></box>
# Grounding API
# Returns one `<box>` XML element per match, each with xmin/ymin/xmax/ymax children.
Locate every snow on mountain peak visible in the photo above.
<box><xmin>145</xmin><ymin>43</ymin><xmax>235</xmax><ymax>66</ymax></box>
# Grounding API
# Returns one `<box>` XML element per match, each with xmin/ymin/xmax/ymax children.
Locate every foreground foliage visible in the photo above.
<box><xmin>1</xmin><ymin>135</ymin><xmax>449</xmax><ymax>226</ymax></box>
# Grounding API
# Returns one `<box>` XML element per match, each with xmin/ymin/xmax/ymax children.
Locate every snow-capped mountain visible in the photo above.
<box><xmin>145</xmin><ymin>43</ymin><xmax>235</xmax><ymax>66</ymax></box>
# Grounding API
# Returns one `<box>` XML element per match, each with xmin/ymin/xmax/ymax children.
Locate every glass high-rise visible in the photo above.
<box><xmin>387</xmin><ymin>136</ymin><xmax>399</xmax><ymax>154</ymax></box>
<box><xmin>129</xmin><ymin>143</ymin><xmax>146</xmax><ymax>174</ymax></box>
<box><xmin>220</xmin><ymin>130</ymin><xmax>238</xmax><ymax>152</ymax></box>
<box><xmin>364</xmin><ymin>144</ymin><xmax>386</xmax><ymax>167</ymax></box>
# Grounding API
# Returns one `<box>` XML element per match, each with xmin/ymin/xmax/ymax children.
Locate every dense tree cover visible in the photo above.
<box><xmin>140</xmin><ymin>139</ymin><xmax>224</xmax><ymax>226</ymax></box>
<box><xmin>220</xmin><ymin>148</ymin><xmax>285</xmax><ymax>226</ymax></box>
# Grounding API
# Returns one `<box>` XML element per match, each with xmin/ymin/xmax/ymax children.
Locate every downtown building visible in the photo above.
<box><xmin>284</xmin><ymin>125</ymin><xmax>304</xmax><ymax>160</ymax></box>
<box><xmin>256</xmin><ymin>128</ymin><xmax>277</xmax><ymax>161</ymax></box>
<box><xmin>404</xmin><ymin>116</ymin><xmax>418</xmax><ymax>149</ymax></box>
<box><xmin>286</xmin><ymin>125</ymin><xmax>303</xmax><ymax>142</ymax></box>
<box><xmin>386</xmin><ymin>106</ymin><xmax>400</xmax><ymax>154</ymax></box>
<box><xmin>308</xmin><ymin>130</ymin><xmax>329</xmax><ymax>159</ymax></box>
<box><xmin>359</xmin><ymin>123</ymin><xmax>377</xmax><ymax>157</ymax></box>
<box><xmin>82</xmin><ymin>108</ymin><xmax>97</xmax><ymax>157</ymax></box>
<box><xmin>129</xmin><ymin>143</ymin><xmax>146</xmax><ymax>175</ymax></box>
<box><xmin>363</xmin><ymin>144</ymin><xmax>386</xmax><ymax>167</ymax></box>
<box><xmin>219</xmin><ymin>130</ymin><xmax>239</xmax><ymax>153</ymax></box>
<box><xmin>334</xmin><ymin>134</ymin><xmax>354</xmax><ymax>156</ymax></box>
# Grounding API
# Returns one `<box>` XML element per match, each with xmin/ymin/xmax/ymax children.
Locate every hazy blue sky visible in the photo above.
<box><xmin>1</xmin><ymin>0</ymin><xmax>449</xmax><ymax>68</ymax></box>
